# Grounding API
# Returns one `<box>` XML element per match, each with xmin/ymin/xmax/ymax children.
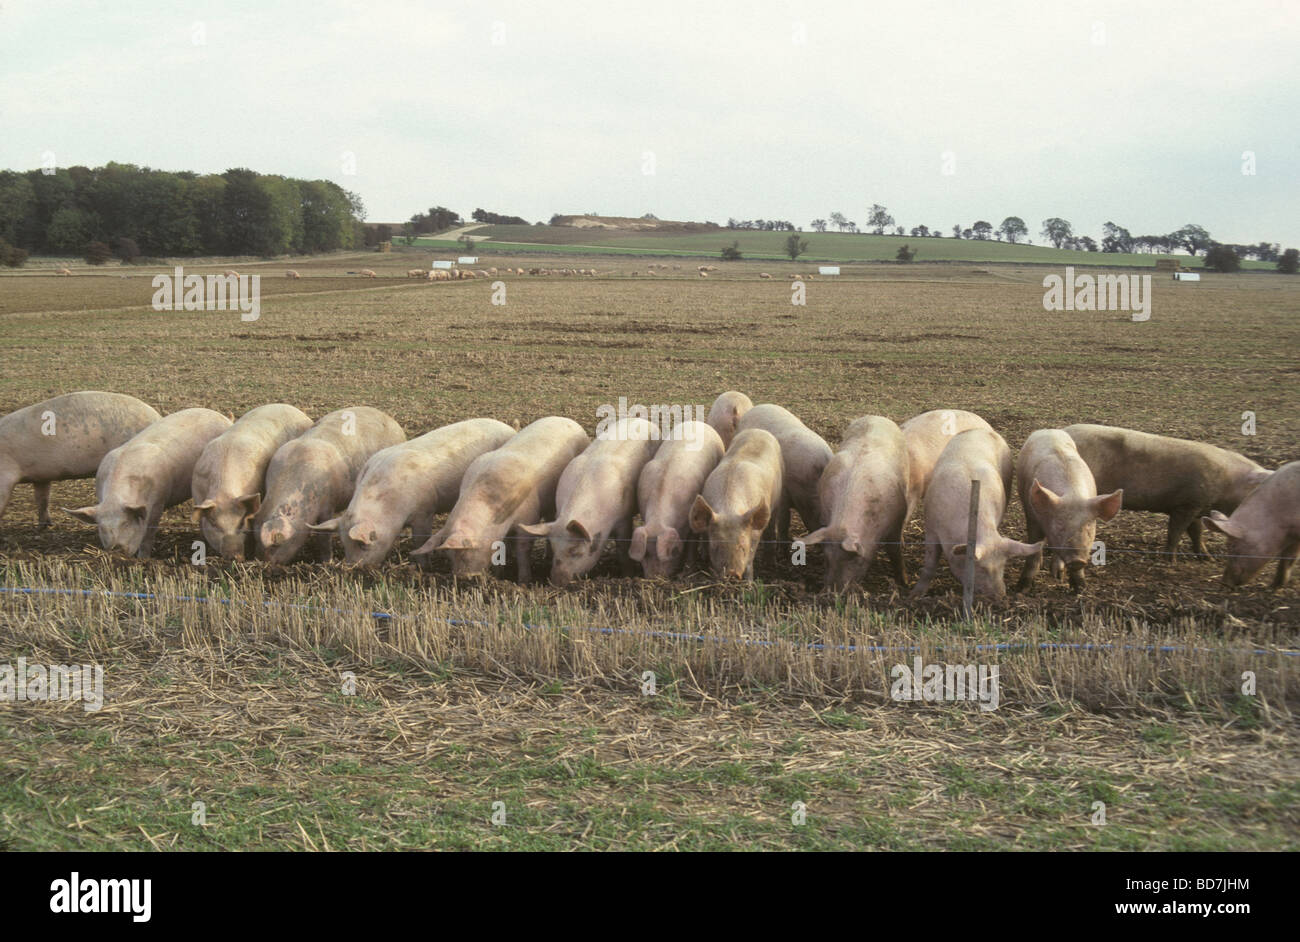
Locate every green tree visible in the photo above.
<box><xmin>785</xmin><ymin>234</ymin><xmax>808</xmax><ymax>260</ymax></box>
<box><xmin>83</xmin><ymin>241</ymin><xmax>112</xmax><ymax>265</ymax></box>
<box><xmin>1174</xmin><ymin>223</ymin><xmax>1211</xmax><ymax>256</ymax></box>
<box><xmin>1278</xmin><ymin>248</ymin><xmax>1299</xmax><ymax>274</ymax></box>
<box><xmin>867</xmin><ymin>204</ymin><xmax>894</xmax><ymax>234</ymax></box>
<box><xmin>0</xmin><ymin>171</ymin><xmax>36</xmax><ymax>244</ymax></box>
<box><xmin>1203</xmin><ymin>243</ymin><xmax>1241</xmax><ymax>272</ymax></box>
<box><xmin>896</xmin><ymin>244</ymin><xmax>916</xmax><ymax>262</ymax></box>
<box><xmin>1040</xmin><ymin>218</ymin><xmax>1073</xmax><ymax>248</ymax></box>
<box><xmin>720</xmin><ymin>240</ymin><xmax>742</xmax><ymax>260</ymax></box>
<box><xmin>46</xmin><ymin>206</ymin><xmax>96</xmax><ymax>253</ymax></box>
<box><xmin>997</xmin><ymin>217</ymin><xmax>1027</xmax><ymax>243</ymax></box>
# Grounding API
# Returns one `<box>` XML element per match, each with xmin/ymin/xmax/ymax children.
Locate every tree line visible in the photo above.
<box><xmin>0</xmin><ymin>163</ymin><xmax>365</xmax><ymax>262</ymax></box>
<box><xmin>801</xmin><ymin>205</ymin><xmax>1289</xmax><ymax>265</ymax></box>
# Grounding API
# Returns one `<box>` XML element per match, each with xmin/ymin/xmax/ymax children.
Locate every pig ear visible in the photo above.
<box><xmin>1093</xmin><ymin>489</ymin><xmax>1123</xmax><ymax>522</ymax></box>
<box><xmin>841</xmin><ymin>537</ymin><xmax>865</xmax><ymax>557</ymax></box>
<box><xmin>347</xmin><ymin>524</ymin><xmax>376</xmax><ymax>545</ymax></box>
<box><xmin>628</xmin><ymin>526</ymin><xmax>648</xmax><ymax>562</ymax></box>
<box><xmin>565</xmin><ymin>519</ymin><xmax>592</xmax><ymax>542</ymax></box>
<box><xmin>1028</xmin><ymin>479</ymin><xmax>1060</xmax><ymax>516</ymax></box>
<box><xmin>124</xmin><ymin>504</ymin><xmax>147</xmax><ymax>520</ymax></box>
<box><xmin>63</xmin><ymin>505</ymin><xmax>99</xmax><ymax>525</ymax></box>
<box><xmin>1201</xmin><ymin>511</ymin><xmax>1244</xmax><ymax>539</ymax></box>
<box><xmin>237</xmin><ymin>492</ymin><xmax>261</xmax><ymax>516</ymax></box>
<box><xmin>1002</xmin><ymin>538</ymin><xmax>1044</xmax><ymax>559</ymax></box>
<box><xmin>801</xmin><ymin>527</ymin><xmax>830</xmax><ymax>546</ymax></box>
<box><xmin>744</xmin><ymin>501</ymin><xmax>770</xmax><ymax>532</ymax></box>
<box><xmin>689</xmin><ymin>496</ymin><xmax>715</xmax><ymax>533</ymax></box>
<box><xmin>191</xmin><ymin>500</ymin><xmax>216</xmax><ymax>525</ymax></box>
<box><xmin>410</xmin><ymin>526</ymin><xmax>446</xmax><ymax>556</ymax></box>
<box><xmin>308</xmin><ymin>518</ymin><xmax>341</xmax><ymax>533</ymax></box>
<box><xmin>440</xmin><ymin>531</ymin><xmax>480</xmax><ymax>550</ymax></box>
<box><xmin>517</xmin><ymin>522</ymin><xmax>551</xmax><ymax>538</ymax></box>
<box><xmin>952</xmin><ymin>543</ymin><xmax>983</xmax><ymax>561</ymax></box>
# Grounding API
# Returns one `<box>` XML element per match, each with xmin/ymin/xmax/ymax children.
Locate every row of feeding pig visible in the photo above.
<box><xmin>0</xmin><ymin>390</ymin><xmax>1295</xmax><ymax>594</ymax></box>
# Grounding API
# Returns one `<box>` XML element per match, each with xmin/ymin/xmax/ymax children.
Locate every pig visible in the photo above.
<box><xmin>519</xmin><ymin>418</ymin><xmax>660</xmax><ymax>585</ymax></box>
<box><xmin>801</xmin><ymin>416</ymin><xmax>914</xmax><ymax>591</ymax></box>
<box><xmin>1201</xmin><ymin>460</ymin><xmax>1300</xmax><ymax>589</ymax></box>
<box><xmin>308</xmin><ymin>418</ymin><xmax>516</xmax><ymax>569</ymax></box>
<box><xmin>63</xmin><ymin>408</ymin><xmax>232</xmax><ymax>557</ymax></box>
<box><xmin>899</xmin><ymin>409</ymin><xmax>995</xmax><ymax>500</ymax></box>
<box><xmin>1064</xmin><ymin>424</ymin><xmax>1272</xmax><ymax>557</ymax></box>
<box><xmin>629</xmin><ymin>420</ymin><xmax>725</xmax><ymax>578</ymax></box>
<box><xmin>688</xmin><ymin>428</ymin><xmax>786</xmax><ymax>581</ymax></box>
<box><xmin>411</xmin><ymin>416</ymin><xmax>589</xmax><ymax>580</ymax></box>
<box><xmin>1015</xmin><ymin>429</ymin><xmax>1124</xmax><ymax>592</ymax></box>
<box><xmin>909</xmin><ymin>429</ymin><xmax>1042</xmax><ymax>599</ymax></box>
<box><xmin>736</xmin><ymin>403</ymin><xmax>832</xmax><ymax>539</ymax></box>
<box><xmin>0</xmin><ymin>391</ymin><xmax>161</xmax><ymax>529</ymax></box>
<box><xmin>190</xmin><ymin>404</ymin><xmax>314</xmax><ymax>560</ymax></box>
<box><xmin>254</xmin><ymin>407</ymin><xmax>406</xmax><ymax>564</ymax></box>
<box><xmin>706</xmin><ymin>391</ymin><xmax>753</xmax><ymax>449</ymax></box>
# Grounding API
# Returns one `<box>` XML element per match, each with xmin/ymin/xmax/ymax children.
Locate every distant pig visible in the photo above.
<box><xmin>1064</xmin><ymin>424</ymin><xmax>1271</xmax><ymax>557</ymax></box>
<box><xmin>899</xmin><ymin>409</ymin><xmax>994</xmax><ymax>500</ymax></box>
<box><xmin>1202</xmin><ymin>460</ymin><xmax>1300</xmax><ymax>589</ymax></box>
<box><xmin>689</xmin><ymin>428</ymin><xmax>785</xmax><ymax>581</ymax></box>
<box><xmin>411</xmin><ymin>416</ymin><xmax>589</xmax><ymax>580</ymax></box>
<box><xmin>910</xmin><ymin>429</ymin><xmax>1042</xmax><ymax>599</ymax></box>
<box><xmin>0</xmin><ymin>391</ymin><xmax>161</xmax><ymax>529</ymax></box>
<box><xmin>802</xmin><ymin>416</ymin><xmax>914</xmax><ymax>591</ymax></box>
<box><xmin>309</xmin><ymin>418</ymin><xmax>516</xmax><ymax>569</ymax></box>
<box><xmin>255</xmin><ymin>407</ymin><xmax>405</xmax><ymax>564</ymax></box>
<box><xmin>191</xmin><ymin>403</ymin><xmax>314</xmax><ymax>560</ymax></box>
<box><xmin>629</xmin><ymin>420</ymin><xmax>725</xmax><ymax>578</ymax></box>
<box><xmin>520</xmin><ymin>418</ymin><xmax>660</xmax><ymax>585</ymax></box>
<box><xmin>1015</xmin><ymin>429</ymin><xmax>1123</xmax><ymax>592</ymax></box>
<box><xmin>63</xmin><ymin>408</ymin><xmax>232</xmax><ymax>557</ymax></box>
<box><xmin>736</xmin><ymin>403</ymin><xmax>832</xmax><ymax>538</ymax></box>
<box><xmin>706</xmin><ymin>391</ymin><xmax>753</xmax><ymax>448</ymax></box>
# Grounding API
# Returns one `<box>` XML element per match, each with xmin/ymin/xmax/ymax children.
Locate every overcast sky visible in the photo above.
<box><xmin>3</xmin><ymin>0</ymin><xmax>1297</xmax><ymax>245</ymax></box>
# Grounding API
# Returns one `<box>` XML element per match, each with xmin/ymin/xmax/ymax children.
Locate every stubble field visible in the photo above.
<box><xmin>1</xmin><ymin>253</ymin><xmax>1297</xmax><ymax>850</ymax></box>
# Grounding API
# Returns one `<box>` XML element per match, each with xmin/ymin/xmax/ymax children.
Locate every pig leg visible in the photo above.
<box><xmin>1186</xmin><ymin>517</ymin><xmax>1210</xmax><ymax>557</ymax></box>
<box><xmin>1273</xmin><ymin>540</ymin><xmax>1299</xmax><ymax>589</ymax></box>
<box><xmin>512</xmin><ymin>530</ymin><xmax>533</xmax><ymax>583</ymax></box>
<box><xmin>615</xmin><ymin>519</ymin><xmax>636</xmax><ymax>576</ymax></box>
<box><xmin>1165</xmin><ymin>507</ymin><xmax>1202</xmax><ymax>557</ymax></box>
<box><xmin>312</xmin><ymin>530</ymin><xmax>333</xmax><ymax>562</ymax></box>
<box><xmin>33</xmin><ymin>481</ymin><xmax>53</xmax><ymax>529</ymax></box>
<box><xmin>909</xmin><ymin>539</ymin><xmax>941</xmax><ymax>599</ymax></box>
<box><xmin>0</xmin><ymin>466</ymin><xmax>17</xmax><ymax>524</ymax></box>
<box><xmin>137</xmin><ymin>506</ymin><xmax>163</xmax><ymax>558</ymax></box>
<box><xmin>410</xmin><ymin>512</ymin><xmax>435</xmax><ymax>572</ymax></box>
<box><xmin>886</xmin><ymin>521</ymin><xmax>907</xmax><ymax>587</ymax></box>
<box><xmin>1015</xmin><ymin>516</ymin><xmax>1046</xmax><ymax>592</ymax></box>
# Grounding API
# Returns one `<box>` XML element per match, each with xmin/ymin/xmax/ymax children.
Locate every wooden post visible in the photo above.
<box><xmin>963</xmin><ymin>479</ymin><xmax>980</xmax><ymax>620</ymax></box>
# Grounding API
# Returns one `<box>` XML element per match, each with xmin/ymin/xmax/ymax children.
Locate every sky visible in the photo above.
<box><xmin>2</xmin><ymin>0</ymin><xmax>1298</xmax><ymax>246</ymax></box>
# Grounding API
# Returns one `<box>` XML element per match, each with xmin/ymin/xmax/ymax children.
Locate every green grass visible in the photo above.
<box><xmin>409</xmin><ymin>224</ymin><xmax>1276</xmax><ymax>269</ymax></box>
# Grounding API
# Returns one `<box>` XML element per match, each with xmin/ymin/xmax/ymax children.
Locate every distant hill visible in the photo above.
<box><xmin>551</xmin><ymin>214</ymin><xmax>720</xmax><ymax>232</ymax></box>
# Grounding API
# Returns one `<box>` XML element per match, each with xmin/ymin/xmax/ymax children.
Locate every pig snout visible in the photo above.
<box><xmin>1067</xmin><ymin>560</ymin><xmax>1087</xmax><ymax>592</ymax></box>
